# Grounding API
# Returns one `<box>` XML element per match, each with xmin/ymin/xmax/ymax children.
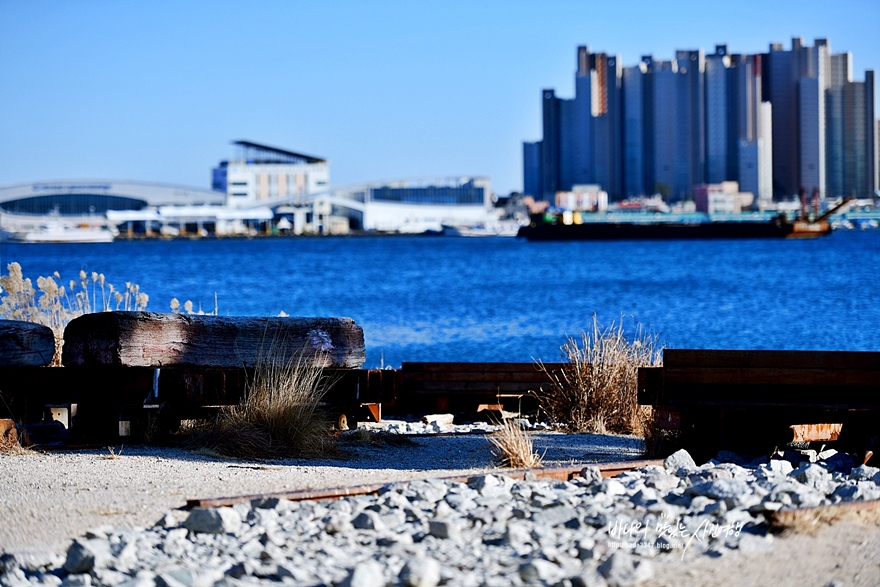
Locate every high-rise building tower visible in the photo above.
<box><xmin>732</xmin><ymin>54</ymin><xmax>774</xmax><ymax>204</ymax></box>
<box><xmin>540</xmin><ymin>89</ymin><xmax>562</xmax><ymax>200</ymax></box>
<box><xmin>674</xmin><ymin>50</ymin><xmax>706</xmax><ymax>199</ymax></box>
<box><xmin>622</xmin><ymin>62</ymin><xmax>648</xmax><ymax>197</ymax></box>
<box><xmin>523</xmin><ymin>141</ymin><xmax>542</xmax><ymax>198</ymax></box>
<box><xmin>573</xmin><ymin>46</ymin><xmax>595</xmax><ymax>186</ymax></box>
<box><xmin>705</xmin><ymin>46</ymin><xmax>730</xmax><ymax>184</ymax></box>
<box><xmin>842</xmin><ymin>70</ymin><xmax>877</xmax><ymax>197</ymax></box>
<box><xmin>798</xmin><ymin>38</ymin><xmax>830</xmax><ymax>199</ymax></box>
<box><xmin>827</xmin><ymin>52</ymin><xmax>852</xmax><ymax>197</ymax></box>
<box><xmin>650</xmin><ymin>59</ymin><xmax>677</xmax><ymax>198</ymax></box>
<box><xmin>827</xmin><ymin>54</ymin><xmax>877</xmax><ymax>198</ymax></box>
<box><xmin>764</xmin><ymin>38</ymin><xmax>830</xmax><ymax>198</ymax></box>
<box><xmin>524</xmin><ymin>37</ymin><xmax>876</xmax><ymax>202</ymax></box>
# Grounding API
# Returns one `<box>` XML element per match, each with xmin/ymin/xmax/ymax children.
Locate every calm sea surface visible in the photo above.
<box><xmin>2</xmin><ymin>231</ymin><xmax>878</xmax><ymax>367</ymax></box>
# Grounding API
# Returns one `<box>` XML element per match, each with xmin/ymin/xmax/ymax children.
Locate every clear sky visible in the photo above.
<box><xmin>1</xmin><ymin>0</ymin><xmax>878</xmax><ymax>196</ymax></box>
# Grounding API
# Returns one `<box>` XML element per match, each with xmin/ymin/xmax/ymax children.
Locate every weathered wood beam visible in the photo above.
<box><xmin>62</xmin><ymin>312</ymin><xmax>365</xmax><ymax>368</ymax></box>
<box><xmin>0</xmin><ymin>320</ymin><xmax>55</xmax><ymax>367</ymax></box>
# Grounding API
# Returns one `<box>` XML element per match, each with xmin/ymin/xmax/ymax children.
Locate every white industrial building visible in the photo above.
<box><xmin>1</xmin><ymin>141</ymin><xmax>498</xmax><ymax>238</ymax></box>
<box><xmin>266</xmin><ymin>177</ymin><xmax>497</xmax><ymax>235</ymax></box>
<box><xmin>212</xmin><ymin>141</ymin><xmax>330</xmax><ymax>209</ymax></box>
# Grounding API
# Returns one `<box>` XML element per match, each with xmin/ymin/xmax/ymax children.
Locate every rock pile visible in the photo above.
<box><xmin>378</xmin><ymin>417</ymin><xmax>551</xmax><ymax>436</ymax></box>
<box><xmin>2</xmin><ymin>450</ymin><xmax>879</xmax><ymax>587</ymax></box>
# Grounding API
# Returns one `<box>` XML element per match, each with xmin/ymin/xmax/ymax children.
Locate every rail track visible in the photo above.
<box><xmin>186</xmin><ymin>459</ymin><xmax>664</xmax><ymax>508</ymax></box>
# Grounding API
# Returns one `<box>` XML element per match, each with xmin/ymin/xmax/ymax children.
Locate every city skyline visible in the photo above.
<box><xmin>527</xmin><ymin>36</ymin><xmax>878</xmax><ymax>202</ymax></box>
<box><xmin>1</xmin><ymin>1</ymin><xmax>878</xmax><ymax>196</ymax></box>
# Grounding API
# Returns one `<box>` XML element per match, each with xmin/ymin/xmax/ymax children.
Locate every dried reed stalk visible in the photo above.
<box><xmin>489</xmin><ymin>419</ymin><xmax>543</xmax><ymax>468</ymax></box>
<box><xmin>0</xmin><ymin>262</ymin><xmax>147</xmax><ymax>365</ymax></box>
<box><xmin>538</xmin><ymin>316</ymin><xmax>662</xmax><ymax>436</ymax></box>
<box><xmin>187</xmin><ymin>340</ymin><xmax>338</xmax><ymax>459</ymax></box>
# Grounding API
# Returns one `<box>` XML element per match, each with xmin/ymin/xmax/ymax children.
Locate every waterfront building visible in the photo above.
<box><xmin>0</xmin><ymin>180</ymin><xmax>223</xmax><ymax>215</ymax></box>
<box><xmin>212</xmin><ymin>141</ymin><xmax>330</xmax><ymax>209</ymax></box>
<box><xmin>0</xmin><ymin>180</ymin><xmax>234</xmax><ymax>238</ymax></box>
<box><xmin>267</xmin><ymin>177</ymin><xmax>496</xmax><ymax>235</ymax></box>
<box><xmin>555</xmin><ymin>184</ymin><xmax>608</xmax><ymax>212</ymax></box>
<box><xmin>3</xmin><ymin>138</ymin><xmax>497</xmax><ymax>238</ymax></box>
<box><xmin>360</xmin><ymin>178</ymin><xmax>494</xmax><ymax>233</ymax></box>
<box><xmin>693</xmin><ymin>181</ymin><xmax>754</xmax><ymax>214</ymax></box>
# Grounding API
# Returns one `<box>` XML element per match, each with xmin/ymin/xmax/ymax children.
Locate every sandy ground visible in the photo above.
<box><xmin>0</xmin><ymin>431</ymin><xmax>643</xmax><ymax>554</ymax></box>
<box><xmin>647</xmin><ymin>513</ymin><xmax>880</xmax><ymax>587</ymax></box>
<box><xmin>2</xmin><ymin>431</ymin><xmax>879</xmax><ymax>586</ymax></box>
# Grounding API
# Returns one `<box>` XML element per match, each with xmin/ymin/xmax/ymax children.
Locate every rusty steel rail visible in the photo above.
<box><xmin>186</xmin><ymin>459</ymin><xmax>663</xmax><ymax>508</ymax></box>
<box><xmin>766</xmin><ymin>498</ymin><xmax>880</xmax><ymax>532</ymax></box>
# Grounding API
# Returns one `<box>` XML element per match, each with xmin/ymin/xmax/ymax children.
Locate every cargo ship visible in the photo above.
<box><xmin>517</xmin><ymin>195</ymin><xmax>860</xmax><ymax>241</ymax></box>
<box><xmin>516</xmin><ymin>213</ymin><xmax>834</xmax><ymax>241</ymax></box>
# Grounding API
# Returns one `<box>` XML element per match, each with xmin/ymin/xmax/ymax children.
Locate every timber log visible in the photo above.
<box><xmin>0</xmin><ymin>320</ymin><xmax>56</xmax><ymax>367</ymax></box>
<box><xmin>62</xmin><ymin>312</ymin><xmax>366</xmax><ymax>369</ymax></box>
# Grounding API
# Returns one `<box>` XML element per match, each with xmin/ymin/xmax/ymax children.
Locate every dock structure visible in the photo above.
<box><xmin>3</xmin><ymin>316</ymin><xmax>879</xmax><ymax>461</ymax></box>
<box><xmin>639</xmin><ymin>349</ymin><xmax>880</xmax><ymax>461</ymax></box>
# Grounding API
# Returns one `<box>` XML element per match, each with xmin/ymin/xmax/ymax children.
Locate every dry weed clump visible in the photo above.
<box><xmin>0</xmin><ymin>262</ymin><xmax>148</xmax><ymax>364</ymax></box>
<box><xmin>488</xmin><ymin>419</ymin><xmax>543</xmax><ymax>468</ymax></box>
<box><xmin>187</xmin><ymin>348</ymin><xmax>338</xmax><ymax>459</ymax></box>
<box><xmin>538</xmin><ymin>316</ymin><xmax>662</xmax><ymax>437</ymax></box>
<box><xmin>0</xmin><ymin>417</ymin><xmax>32</xmax><ymax>455</ymax></box>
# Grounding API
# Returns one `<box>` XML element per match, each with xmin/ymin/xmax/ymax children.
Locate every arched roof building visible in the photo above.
<box><xmin>0</xmin><ymin>180</ymin><xmax>224</xmax><ymax>216</ymax></box>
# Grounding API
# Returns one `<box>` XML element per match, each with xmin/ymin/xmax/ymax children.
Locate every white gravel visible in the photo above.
<box><xmin>3</xmin><ymin>430</ymin><xmax>880</xmax><ymax>587</ymax></box>
<box><xmin>0</xmin><ymin>429</ymin><xmax>642</xmax><ymax>555</ymax></box>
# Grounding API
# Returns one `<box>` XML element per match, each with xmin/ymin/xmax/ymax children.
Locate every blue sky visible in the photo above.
<box><xmin>1</xmin><ymin>0</ymin><xmax>877</xmax><ymax>195</ymax></box>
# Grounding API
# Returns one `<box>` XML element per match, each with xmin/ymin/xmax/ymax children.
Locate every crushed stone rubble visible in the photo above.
<box><xmin>370</xmin><ymin>416</ymin><xmax>552</xmax><ymax>436</ymax></box>
<box><xmin>3</xmin><ymin>448</ymin><xmax>880</xmax><ymax>587</ymax></box>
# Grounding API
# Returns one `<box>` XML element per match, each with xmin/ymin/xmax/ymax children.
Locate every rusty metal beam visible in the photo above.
<box><xmin>186</xmin><ymin>459</ymin><xmax>663</xmax><ymax>508</ymax></box>
<box><xmin>790</xmin><ymin>423</ymin><xmax>843</xmax><ymax>443</ymax></box>
<box><xmin>361</xmin><ymin>403</ymin><xmax>381</xmax><ymax>423</ymax></box>
<box><xmin>766</xmin><ymin>498</ymin><xmax>880</xmax><ymax>532</ymax></box>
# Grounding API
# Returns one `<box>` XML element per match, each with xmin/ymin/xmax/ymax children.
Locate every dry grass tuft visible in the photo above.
<box><xmin>0</xmin><ymin>427</ymin><xmax>22</xmax><ymax>454</ymax></box>
<box><xmin>187</xmin><ymin>346</ymin><xmax>338</xmax><ymax>460</ymax></box>
<box><xmin>538</xmin><ymin>316</ymin><xmax>662</xmax><ymax>436</ymax></box>
<box><xmin>101</xmin><ymin>445</ymin><xmax>124</xmax><ymax>460</ymax></box>
<box><xmin>0</xmin><ymin>262</ymin><xmax>147</xmax><ymax>365</ymax></box>
<box><xmin>488</xmin><ymin>419</ymin><xmax>543</xmax><ymax>469</ymax></box>
<box><xmin>0</xmin><ymin>420</ymin><xmax>33</xmax><ymax>455</ymax></box>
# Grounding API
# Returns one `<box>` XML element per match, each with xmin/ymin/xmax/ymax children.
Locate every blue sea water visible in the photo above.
<box><xmin>2</xmin><ymin>231</ymin><xmax>878</xmax><ymax>367</ymax></box>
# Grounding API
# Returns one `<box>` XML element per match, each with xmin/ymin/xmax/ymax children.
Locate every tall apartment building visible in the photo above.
<box><xmin>539</xmin><ymin>89</ymin><xmax>562</xmax><ymax>201</ymax></box>
<box><xmin>705</xmin><ymin>46</ymin><xmax>731</xmax><ymax>184</ymax></box>
<box><xmin>674</xmin><ymin>50</ymin><xmax>706</xmax><ymax>199</ymax></box>
<box><xmin>523</xmin><ymin>141</ymin><xmax>542</xmax><ymax>200</ymax></box>
<box><xmin>622</xmin><ymin>61</ymin><xmax>647</xmax><ymax>197</ymax></box>
<box><xmin>731</xmin><ymin>53</ymin><xmax>774</xmax><ymax>205</ymax></box>
<box><xmin>827</xmin><ymin>53</ymin><xmax>877</xmax><ymax>198</ymax></box>
<box><xmin>524</xmin><ymin>37</ymin><xmax>877</xmax><ymax>203</ymax></box>
<box><xmin>650</xmin><ymin>59</ymin><xmax>678</xmax><ymax>198</ymax></box>
<box><xmin>758</xmin><ymin>38</ymin><xmax>829</xmax><ymax>198</ymax></box>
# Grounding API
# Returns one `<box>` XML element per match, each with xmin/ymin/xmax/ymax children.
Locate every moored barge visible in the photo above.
<box><xmin>517</xmin><ymin>212</ymin><xmax>835</xmax><ymax>241</ymax></box>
